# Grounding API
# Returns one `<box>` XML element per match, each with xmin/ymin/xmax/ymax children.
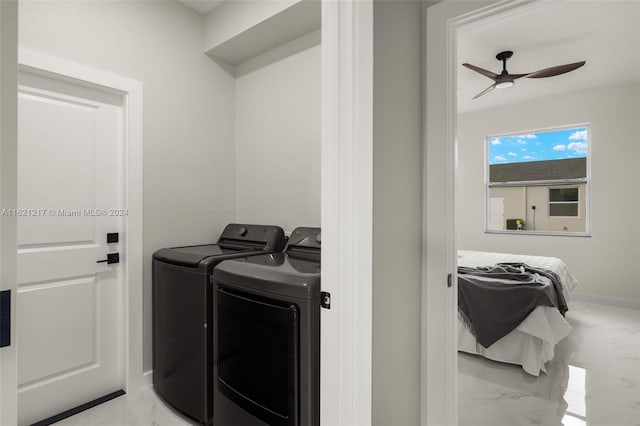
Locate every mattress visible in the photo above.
<box><xmin>457</xmin><ymin>250</ymin><xmax>578</xmax><ymax>376</ymax></box>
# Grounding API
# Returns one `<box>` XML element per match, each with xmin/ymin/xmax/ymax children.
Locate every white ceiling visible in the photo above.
<box><xmin>179</xmin><ymin>0</ymin><xmax>222</xmax><ymax>15</ymax></box>
<box><xmin>457</xmin><ymin>1</ymin><xmax>640</xmax><ymax>113</ymax></box>
<box><xmin>181</xmin><ymin>1</ymin><xmax>639</xmax><ymax>111</ymax></box>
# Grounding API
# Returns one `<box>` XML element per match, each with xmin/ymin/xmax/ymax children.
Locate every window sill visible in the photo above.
<box><xmin>485</xmin><ymin>229</ymin><xmax>591</xmax><ymax>237</ymax></box>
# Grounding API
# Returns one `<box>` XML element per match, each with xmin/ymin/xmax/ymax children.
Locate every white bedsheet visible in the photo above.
<box><xmin>457</xmin><ymin>250</ymin><xmax>578</xmax><ymax>376</ymax></box>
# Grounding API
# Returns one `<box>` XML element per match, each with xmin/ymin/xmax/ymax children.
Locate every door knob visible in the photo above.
<box><xmin>97</xmin><ymin>253</ymin><xmax>119</xmax><ymax>264</ymax></box>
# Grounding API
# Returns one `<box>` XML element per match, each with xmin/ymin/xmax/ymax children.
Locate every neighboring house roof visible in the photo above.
<box><xmin>490</xmin><ymin>157</ymin><xmax>587</xmax><ymax>182</ymax></box>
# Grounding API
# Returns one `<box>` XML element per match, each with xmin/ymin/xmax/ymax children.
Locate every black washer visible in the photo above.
<box><xmin>152</xmin><ymin>224</ymin><xmax>285</xmax><ymax>424</ymax></box>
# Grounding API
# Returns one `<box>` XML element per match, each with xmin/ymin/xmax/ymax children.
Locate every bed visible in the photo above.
<box><xmin>457</xmin><ymin>250</ymin><xmax>578</xmax><ymax>376</ymax></box>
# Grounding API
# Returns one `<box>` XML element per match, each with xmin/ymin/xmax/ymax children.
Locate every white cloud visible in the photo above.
<box><xmin>508</xmin><ymin>152</ymin><xmax>517</xmax><ymax>156</ymax></box>
<box><xmin>522</xmin><ymin>148</ymin><xmax>527</xmax><ymax>152</ymax></box>
<box><xmin>516</xmin><ymin>139</ymin><xmax>528</xmax><ymax>145</ymax></box>
<box><xmin>568</xmin><ymin>142</ymin><xmax>588</xmax><ymax>154</ymax></box>
<box><xmin>569</xmin><ymin>130</ymin><xmax>587</xmax><ymax>141</ymax></box>
<box><xmin>522</xmin><ymin>155</ymin><xmax>535</xmax><ymax>160</ymax></box>
<box><xmin>521</xmin><ymin>134</ymin><xmax>537</xmax><ymax>139</ymax></box>
<box><xmin>553</xmin><ymin>144</ymin><xmax>567</xmax><ymax>151</ymax></box>
<box><xmin>494</xmin><ymin>155</ymin><xmax>507</xmax><ymax>161</ymax></box>
<box><xmin>490</xmin><ymin>138</ymin><xmax>501</xmax><ymax>145</ymax></box>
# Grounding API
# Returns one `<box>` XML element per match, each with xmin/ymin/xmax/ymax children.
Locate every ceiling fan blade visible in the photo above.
<box><xmin>472</xmin><ymin>83</ymin><xmax>497</xmax><ymax>99</ymax></box>
<box><xmin>524</xmin><ymin>61</ymin><xmax>586</xmax><ymax>79</ymax></box>
<box><xmin>463</xmin><ymin>63</ymin><xmax>498</xmax><ymax>80</ymax></box>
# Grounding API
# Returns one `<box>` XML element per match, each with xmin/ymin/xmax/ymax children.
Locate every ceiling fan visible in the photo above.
<box><xmin>463</xmin><ymin>51</ymin><xmax>586</xmax><ymax>99</ymax></box>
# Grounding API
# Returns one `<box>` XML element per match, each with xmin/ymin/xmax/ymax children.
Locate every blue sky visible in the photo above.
<box><xmin>487</xmin><ymin>127</ymin><xmax>588</xmax><ymax>165</ymax></box>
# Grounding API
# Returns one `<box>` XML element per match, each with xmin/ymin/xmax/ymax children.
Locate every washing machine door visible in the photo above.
<box><xmin>216</xmin><ymin>286</ymin><xmax>299</xmax><ymax>426</ymax></box>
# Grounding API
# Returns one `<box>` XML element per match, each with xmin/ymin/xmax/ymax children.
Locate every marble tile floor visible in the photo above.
<box><xmin>459</xmin><ymin>301</ymin><xmax>640</xmax><ymax>426</ymax></box>
<box><xmin>51</xmin><ymin>386</ymin><xmax>199</xmax><ymax>426</ymax></box>
<box><xmin>54</xmin><ymin>301</ymin><xmax>638</xmax><ymax>426</ymax></box>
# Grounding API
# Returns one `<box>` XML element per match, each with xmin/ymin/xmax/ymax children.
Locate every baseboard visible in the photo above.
<box><xmin>571</xmin><ymin>292</ymin><xmax>640</xmax><ymax>310</ymax></box>
<box><xmin>142</xmin><ymin>369</ymin><xmax>153</xmax><ymax>388</ymax></box>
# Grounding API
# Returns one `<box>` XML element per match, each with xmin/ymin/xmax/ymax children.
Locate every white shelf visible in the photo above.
<box><xmin>206</xmin><ymin>0</ymin><xmax>320</xmax><ymax>71</ymax></box>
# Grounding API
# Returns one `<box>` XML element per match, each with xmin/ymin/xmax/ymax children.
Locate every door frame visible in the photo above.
<box><xmin>16</xmin><ymin>47</ymin><xmax>144</xmax><ymax>403</ymax></box>
<box><xmin>422</xmin><ymin>0</ymin><xmax>548</xmax><ymax>425</ymax></box>
<box><xmin>0</xmin><ymin>1</ymin><xmax>19</xmax><ymax>424</ymax></box>
<box><xmin>320</xmin><ymin>0</ymin><xmax>373</xmax><ymax>425</ymax></box>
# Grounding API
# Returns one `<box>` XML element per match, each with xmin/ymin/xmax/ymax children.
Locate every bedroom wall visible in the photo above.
<box><xmin>372</xmin><ymin>1</ymin><xmax>423</xmax><ymax>424</ymax></box>
<box><xmin>19</xmin><ymin>0</ymin><xmax>236</xmax><ymax>371</ymax></box>
<box><xmin>234</xmin><ymin>42</ymin><xmax>320</xmax><ymax>233</ymax></box>
<box><xmin>457</xmin><ymin>82</ymin><xmax>640</xmax><ymax>306</ymax></box>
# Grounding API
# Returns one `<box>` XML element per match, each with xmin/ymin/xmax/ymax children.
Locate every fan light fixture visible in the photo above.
<box><xmin>463</xmin><ymin>50</ymin><xmax>586</xmax><ymax>99</ymax></box>
<box><xmin>496</xmin><ymin>81</ymin><xmax>514</xmax><ymax>89</ymax></box>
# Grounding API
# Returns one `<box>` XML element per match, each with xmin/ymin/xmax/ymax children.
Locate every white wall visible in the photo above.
<box><xmin>234</xmin><ymin>44</ymin><xmax>320</xmax><ymax>232</ymax></box>
<box><xmin>457</xmin><ymin>82</ymin><xmax>640</xmax><ymax>304</ymax></box>
<box><xmin>372</xmin><ymin>1</ymin><xmax>422</xmax><ymax>424</ymax></box>
<box><xmin>19</xmin><ymin>1</ymin><xmax>236</xmax><ymax>371</ymax></box>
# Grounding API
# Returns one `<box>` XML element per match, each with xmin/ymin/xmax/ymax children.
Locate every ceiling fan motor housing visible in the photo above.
<box><xmin>496</xmin><ymin>50</ymin><xmax>513</xmax><ymax>61</ymax></box>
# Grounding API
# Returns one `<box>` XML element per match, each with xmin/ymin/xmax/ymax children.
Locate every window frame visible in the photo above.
<box><xmin>484</xmin><ymin>123</ymin><xmax>591</xmax><ymax>237</ymax></box>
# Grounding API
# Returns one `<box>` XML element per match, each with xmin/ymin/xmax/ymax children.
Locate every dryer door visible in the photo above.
<box><xmin>216</xmin><ymin>286</ymin><xmax>299</xmax><ymax>426</ymax></box>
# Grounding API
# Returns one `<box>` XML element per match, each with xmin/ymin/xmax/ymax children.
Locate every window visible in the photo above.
<box><xmin>486</xmin><ymin>125</ymin><xmax>589</xmax><ymax>235</ymax></box>
<box><xmin>549</xmin><ymin>187</ymin><xmax>579</xmax><ymax>217</ymax></box>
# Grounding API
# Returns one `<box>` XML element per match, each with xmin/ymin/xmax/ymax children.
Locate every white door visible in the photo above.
<box><xmin>16</xmin><ymin>70</ymin><xmax>124</xmax><ymax>425</ymax></box>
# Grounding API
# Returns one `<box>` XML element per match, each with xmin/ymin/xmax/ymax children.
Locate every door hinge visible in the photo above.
<box><xmin>447</xmin><ymin>273</ymin><xmax>453</xmax><ymax>288</ymax></box>
<box><xmin>320</xmin><ymin>291</ymin><xmax>331</xmax><ymax>309</ymax></box>
<box><xmin>0</xmin><ymin>290</ymin><xmax>11</xmax><ymax>348</ymax></box>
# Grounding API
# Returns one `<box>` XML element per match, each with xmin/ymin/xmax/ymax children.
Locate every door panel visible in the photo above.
<box><xmin>17</xmin><ymin>92</ymin><xmax>96</xmax><ymax>246</ymax></box>
<box><xmin>16</xmin><ymin>71</ymin><xmax>124</xmax><ymax>426</ymax></box>
<box><xmin>17</xmin><ymin>246</ymin><xmax>111</xmax><ymax>283</ymax></box>
<box><xmin>17</xmin><ymin>277</ymin><xmax>97</xmax><ymax>385</ymax></box>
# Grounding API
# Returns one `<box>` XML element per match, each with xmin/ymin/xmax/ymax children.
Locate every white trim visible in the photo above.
<box><xmin>485</xmin><ymin>121</ymin><xmax>592</xmax><ymax>140</ymax></box>
<box><xmin>0</xmin><ymin>2</ymin><xmax>19</xmax><ymax>425</ymax></box>
<box><xmin>423</xmin><ymin>3</ymin><xmax>462</xmax><ymax>424</ymax></box>
<box><xmin>320</xmin><ymin>0</ymin><xmax>373</xmax><ymax>425</ymax></box>
<box><xmin>17</xmin><ymin>48</ymin><xmax>144</xmax><ymax>395</ymax></box>
<box><xmin>571</xmin><ymin>293</ymin><xmax>640</xmax><ymax>311</ymax></box>
<box><xmin>485</xmin><ymin>230</ymin><xmax>591</xmax><ymax>237</ymax></box>
<box><xmin>142</xmin><ymin>369</ymin><xmax>153</xmax><ymax>388</ymax></box>
<box><xmin>422</xmin><ymin>1</ymin><xmax>540</xmax><ymax>425</ymax></box>
<box><xmin>489</xmin><ymin>180</ymin><xmax>587</xmax><ymax>187</ymax></box>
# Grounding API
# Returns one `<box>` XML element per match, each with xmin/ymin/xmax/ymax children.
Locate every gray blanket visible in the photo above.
<box><xmin>458</xmin><ymin>263</ymin><xmax>568</xmax><ymax>348</ymax></box>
